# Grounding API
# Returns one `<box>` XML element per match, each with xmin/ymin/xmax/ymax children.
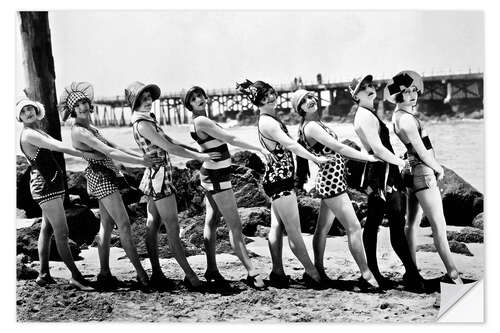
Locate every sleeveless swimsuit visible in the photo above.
<box><xmin>358</xmin><ymin>107</ymin><xmax>403</xmax><ymax>200</ymax></box>
<box><xmin>131</xmin><ymin>111</ymin><xmax>175</xmax><ymax>201</ymax></box>
<box><xmin>393</xmin><ymin>109</ymin><xmax>437</xmax><ymax>193</ymax></box>
<box><xmin>298</xmin><ymin>121</ymin><xmax>347</xmax><ymax>198</ymax></box>
<box><xmin>190</xmin><ymin>116</ymin><xmax>232</xmax><ymax>194</ymax></box>
<box><xmin>20</xmin><ymin>129</ymin><xmax>65</xmax><ymax>205</ymax></box>
<box><xmin>258</xmin><ymin>114</ymin><xmax>295</xmax><ymax>201</ymax></box>
<box><xmin>73</xmin><ymin>123</ymin><xmax>126</xmax><ymax>199</ymax></box>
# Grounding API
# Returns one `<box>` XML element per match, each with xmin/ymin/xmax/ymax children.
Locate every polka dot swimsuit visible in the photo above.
<box><xmin>299</xmin><ymin>121</ymin><xmax>347</xmax><ymax>199</ymax></box>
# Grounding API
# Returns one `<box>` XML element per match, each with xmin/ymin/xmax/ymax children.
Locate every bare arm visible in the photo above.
<box><xmin>355</xmin><ymin>110</ymin><xmax>405</xmax><ymax>167</ymax></box>
<box><xmin>399</xmin><ymin>114</ymin><xmax>443</xmax><ymax>175</ymax></box>
<box><xmin>23</xmin><ymin>130</ymin><xmax>100</xmax><ymax>159</ymax></box>
<box><xmin>305</xmin><ymin>122</ymin><xmax>378</xmax><ymax>162</ymax></box>
<box><xmin>260</xmin><ymin>117</ymin><xmax>327</xmax><ymax>165</ymax></box>
<box><xmin>103</xmin><ymin>136</ymin><xmax>142</xmax><ymax>157</ymax></box>
<box><xmin>73</xmin><ymin>127</ymin><xmax>147</xmax><ymax>166</ymax></box>
<box><xmin>196</xmin><ymin>117</ymin><xmax>262</xmax><ymax>151</ymax></box>
<box><xmin>137</xmin><ymin>121</ymin><xmax>215</xmax><ymax>162</ymax></box>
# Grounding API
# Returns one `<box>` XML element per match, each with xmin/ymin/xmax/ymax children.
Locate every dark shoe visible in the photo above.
<box><xmin>440</xmin><ymin>273</ymin><xmax>464</xmax><ymax>285</ymax></box>
<box><xmin>150</xmin><ymin>273</ymin><xmax>176</xmax><ymax>291</ymax></box>
<box><xmin>302</xmin><ymin>272</ymin><xmax>325</xmax><ymax>290</ymax></box>
<box><xmin>358</xmin><ymin>276</ymin><xmax>384</xmax><ymax>293</ymax></box>
<box><xmin>35</xmin><ymin>274</ymin><xmax>56</xmax><ymax>287</ymax></box>
<box><xmin>134</xmin><ymin>275</ymin><xmax>152</xmax><ymax>293</ymax></box>
<box><xmin>95</xmin><ymin>274</ymin><xmax>121</xmax><ymax>291</ymax></box>
<box><xmin>246</xmin><ymin>274</ymin><xmax>266</xmax><ymax>290</ymax></box>
<box><xmin>403</xmin><ymin>273</ymin><xmax>427</xmax><ymax>293</ymax></box>
<box><xmin>268</xmin><ymin>271</ymin><xmax>290</xmax><ymax>288</ymax></box>
<box><xmin>317</xmin><ymin>269</ymin><xmax>334</xmax><ymax>284</ymax></box>
<box><xmin>204</xmin><ymin>271</ymin><xmax>230</xmax><ymax>289</ymax></box>
<box><xmin>183</xmin><ymin>276</ymin><xmax>204</xmax><ymax>292</ymax></box>
<box><xmin>372</xmin><ymin>273</ymin><xmax>394</xmax><ymax>290</ymax></box>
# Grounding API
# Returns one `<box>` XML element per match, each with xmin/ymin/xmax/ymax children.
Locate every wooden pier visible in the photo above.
<box><xmin>83</xmin><ymin>72</ymin><xmax>483</xmax><ymax>127</ymax></box>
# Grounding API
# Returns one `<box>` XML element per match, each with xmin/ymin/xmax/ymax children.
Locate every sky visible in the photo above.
<box><xmin>15</xmin><ymin>10</ymin><xmax>484</xmax><ymax>99</ymax></box>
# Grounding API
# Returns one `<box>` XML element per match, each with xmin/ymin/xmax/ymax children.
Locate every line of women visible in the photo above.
<box><xmin>17</xmin><ymin>69</ymin><xmax>462</xmax><ymax>293</ymax></box>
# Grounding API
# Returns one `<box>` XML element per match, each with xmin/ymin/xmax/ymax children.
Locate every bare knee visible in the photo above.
<box><xmin>345</xmin><ymin>221</ymin><xmax>361</xmax><ymax>236</ymax></box>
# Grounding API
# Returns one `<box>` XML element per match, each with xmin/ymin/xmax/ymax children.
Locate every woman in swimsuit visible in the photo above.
<box><xmin>291</xmin><ymin>89</ymin><xmax>380</xmax><ymax>290</ymax></box>
<box><xmin>125</xmin><ymin>81</ymin><xmax>220</xmax><ymax>291</ymax></box>
<box><xmin>17</xmin><ymin>98</ymin><xmax>97</xmax><ymax>290</ymax></box>
<box><xmin>350</xmin><ymin>74</ymin><xmax>426</xmax><ymax>291</ymax></box>
<box><xmin>237</xmin><ymin>80</ymin><xmax>330</xmax><ymax>289</ymax></box>
<box><xmin>386</xmin><ymin>70</ymin><xmax>462</xmax><ymax>284</ymax></box>
<box><xmin>62</xmin><ymin>82</ymin><xmax>152</xmax><ymax>291</ymax></box>
<box><xmin>183</xmin><ymin>86</ymin><xmax>267</xmax><ymax>289</ymax></box>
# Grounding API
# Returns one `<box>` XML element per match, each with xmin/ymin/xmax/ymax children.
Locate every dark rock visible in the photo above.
<box><xmin>127</xmin><ymin>202</ymin><xmax>147</xmax><ymax>219</ymax></box>
<box><xmin>17</xmin><ymin>254</ymin><xmax>30</xmax><ymax>264</ymax></box>
<box><xmin>417</xmin><ymin>240</ymin><xmax>473</xmax><ymax>256</ymax></box>
<box><xmin>17</xmin><ymin>261</ymin><xmax>38</xmax><ymax>280</ymax></box>
<box><xmin>238</xmin><ymin>207</ymin><xmax>271</xmax><ymax>236</ymax></box>
<box><xmin>231</xmin><ymin>151</ymin><xmax>266</xmax><ymax>174</ymax></box>
<box><xmin>66</xmin><ymin>170</ymin><xmax>97</xmax><ymax>208</ymax></box>
<box><xmin>472</xmin><ymin>212</ymin><xmax>484</xmax><ymax>230</ymax></box>
<box><xmin>234</xmin><ymin>183</ymin><xmax>269</xmax><ymax>208</ymax></box>
<box><xmin>16</xmin><ymin>209</ymin><xmax>27</xmax><ymax>219</ymax></box>
<box><xmin>186</xmin><ymin>159</ymin><xmax>202</xmax><ymax>171</ymax></box>
<box><xmin>65</xmin><ymin>206</ymin><xmax>100</xmax><ymax>246</ymax></box>
<box><xmin>447</xmin><ymin>227</ymin><xmax>483</xmax><ymax>243</ymax></box>
<box><xmin>255</xmin><ymin>225</ymin><xmax>270</xmax><ymax>238</ymax></box>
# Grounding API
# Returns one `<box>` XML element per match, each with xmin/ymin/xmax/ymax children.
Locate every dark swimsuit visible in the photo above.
<box><xmin>298</xmin><ymin>121</ymin><xmax>347</xmax><ymax>198</ymax></box>
<box><xmin>393</xmin><ymin>110</ymin><xmax>437</xmax><ymax>193</ymax></box>
<box><xmin>20</xmin><ymin>129</ymin><xmax>65</xmax><ymax>205</ymax></box>
<box><xmin>73</xmin><ymin>123</ymin><xmax>126</xmax><ymax>200</ymax></box>
<box><xmin>258</xmin><ymin>114</ymin><xmax>295</xmax><ymax>201</ymax></box>
<box><xmin>190</xmin><ymin>117</ymin><xmax>232</xmax><ymax>194</ymax></box>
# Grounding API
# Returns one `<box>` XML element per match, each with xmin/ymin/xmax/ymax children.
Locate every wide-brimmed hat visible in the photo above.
<box><xmin>348</xmin><ymin>74</ymin><xmax>374</xmax><ymax>98</ymax></box>
<box><xmin>384</xmin><ymin>70</ymin><xmax>424</xmax><ymax>104</ymax></box>
<box><xmin>16</xmin><ymin>98</ymin><xmax>45</xmax><ymax>122</ymax></box>
<box><xmin>291</xmin><ymin>89</ymin><xmax>315</xmax><ymax>113</ymax></box>
<box><xmin>183</xmin><ymin>86</ymin><xmax>207</xmax><ymax>111</ymax></box>
<box><xmin>59</xmin><ymin>82</ymin><xmax>94</xmax><ymax>121</ymax></box>
<box><xmin>125</xmin><ymin>81</ymin><xmax>161</xmax><ymax>111</ymax></box>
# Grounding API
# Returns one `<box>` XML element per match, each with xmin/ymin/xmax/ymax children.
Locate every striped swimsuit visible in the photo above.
<box><xmin>190</xmin><ymin>116</ymin><xmax>232</xmax><ymax>194</ymax></box>
<box><xmin>131</xmin><ymin>111</ymin><xmax>175</xmax><ymax>201</ymax></box>
<box><xmin>20</xmin><ymin>129</ymin><xmax>65</xmax><ymax>205</ymax></box>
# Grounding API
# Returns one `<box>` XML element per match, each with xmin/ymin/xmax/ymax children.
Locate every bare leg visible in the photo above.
<box><xmin>100</xmin><ymin>192</ymin><xmax>148</xmax><ymax>283</ymax></box>
<box><xmin>406</xmin><ymin>191</ymin><xmax>422</xmax><ymax>265</ymax></box>
<box><xmin>154</xmin><ymin>194</ymin><xmax>201</xmax><ymax>286</ymax></box>
<box><xmin>209</xmin><ymin>189</ymin><xmax>259</xmax><ymax>276</ymax></box>
<box><xmin>272</xmin><ymin>192</ymin><xmax>320</xmax><ymax>281</ymax></box>
<box><xmin>416</xmin><ymin>187</ymin><xmax>462</xmax><ymax>282</ymax></box>
<box><xmin>145</xmin><ymin>198</ymin><xmax>163</xmax><ymax>276</ymax></box>
<box><xmin>324</xmin><ymin>193</ymin><xmax>377</xmax><ymax>285</ymax></box>
<box><xmin>268</xmin><ymin>202</ymin><xmax>285</xmax><ymax>276</ymax></box>
<box><xmin>203</xmin><ymin>194</ymin><xmax>221</xmax><ymax>275</ymax></box>
<box><xmin>37</xmin><ymin>213</ymin><xmax>53</xmax><ymax>279</ymax></box>
<box><xmin>96</xmin><ymin>200</ymin><xmax>115</xmax><ymax>277</ymax></box>
<box><xmin>312</xmin><ymin>200</ymin><xmax>335</xmax><ymax>273</ymax></box>
<box><xmin>39</xmin><ymin>198</ymin><xmax>90</xmax><ymax>286</ymax></box>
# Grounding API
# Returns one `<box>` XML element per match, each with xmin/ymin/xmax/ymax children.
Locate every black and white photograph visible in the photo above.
<box><xmin>11</xmin><ymin>4</ymin><xmax>487</xmax><ymax>324</ymax></box>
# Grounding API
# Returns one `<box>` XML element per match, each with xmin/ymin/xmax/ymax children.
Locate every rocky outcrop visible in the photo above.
<box><xmin>472</xmin><ymin>212</ymin><xmax>484</xmax><ymax>230</ymax></box>
<box><xmin>447</xmin><ymin>227</ymin><xmax>484</xmax><ymax>243</ymax></box>
<box><xmin>417</xmin><ymin>240</ymin><xmax>473</xmax><ymax>256</ymax></box>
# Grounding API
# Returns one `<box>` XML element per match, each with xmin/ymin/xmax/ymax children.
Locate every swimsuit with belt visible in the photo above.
<box><xmin>190</xmin><ymin>116</ymin><xmax>232</xmax><ymax>194</ymax></box>
<box><xmin>131</xmin><ymin>111</ymin><xmax>175</xmax><ymax>201</ymax></box>
<box><xmin>393</xmin><ymin>109</ymin><xmax>436</xmax><ymax>193</ymax></box>
<box><xmin>73</xmin><ymin>123</ymin><xmax>126</xmax><ymax>200</ymax></box>
<box><xmin>20</xmin><ymin>129</ymin><xmax>65</xmax><ymax>205</ymax></box>
<box><xmin>298</xmin><ymin>121</ymin><xmax>347</xmax><ymax>199</ymax></box>
<box><xmin>258</xmin><ymin>113</ymin><xmax>295</xmax><ymax>201</ymax></box>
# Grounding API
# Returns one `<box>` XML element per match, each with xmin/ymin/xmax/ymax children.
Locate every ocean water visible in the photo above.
<box><xmin>15</xmin><ymin>119</ymin><xmax>484</xmax><ymax>193</ymax></box>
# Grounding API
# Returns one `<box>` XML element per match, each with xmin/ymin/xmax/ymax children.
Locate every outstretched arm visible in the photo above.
<box><xmin>23</xmin><ymin>130</ymin><xmax>102</xmax><ymax>160</ymax></box>
<box><xmin>305</xmin><ymin>122</ymin><xmax>378</xmax><ymax>162</ymax></box>
<box><xmin>137</xmin><ymin>121</ymin><xmax>217</xmax><ymax>162</ymax></box>
<box><xmin>73</xmin><ymin>127</ymin><xmax>148</xmax><ymax>166</ymax></box>
<box><xmin>355</xmin><ymin>110</ymin><xmax>405</xmax><ymax>167</ymax></box>
<box><xmin>196</xmin><ymin>117</ymin><xmax>262</xmax><ymax>151</ymax></box>
<box><xmin>260</xmin><ymin>117</ymin><xmax>328</xmax><ymax>165</ymax></box>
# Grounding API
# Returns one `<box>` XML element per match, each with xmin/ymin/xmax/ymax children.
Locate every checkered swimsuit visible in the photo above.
<box><xmin>74</xmin><ymin>124</ymin><xmax>124</xmax><ymax>199</ymax></box>
<box><xmin>131</xmin><ymin>112</ymin><xmax>175</xmax><ymax>200</ymax></box>
<box><xmin>299</xmin><ymin>121</ymin><xmax>347</xmax><ymax>199</ymax></box>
